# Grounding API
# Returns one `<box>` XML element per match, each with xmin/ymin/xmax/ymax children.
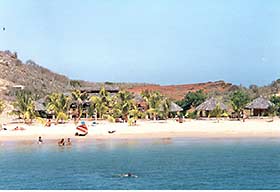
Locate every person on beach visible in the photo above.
<box><xmin>45</xmin><ymin>119</ymin><xmax>51</xmax><ymax>127</ymax></box>
<box><xmin>13</xmin><ymin>126</ymin><xmax>25</xmax><ymax>131</ymax></box>
<box><xmin>58</xmin><ymin>138</ymin><xmax>65</xmax><ymax>146</ymax></box>
<box><xmin>108</xmin><ymin>130</ymin><xmax>116</xmax><ymax>134</ymax></box>
<box><xmin>38</xmin><ymin>136</ymin><xmax>43</xmax><ymax>144</ymax></box>
<box><xmin>0</xmin><ymin>124</ymin><xmax>7</xmax><ymax>131</ymax></box>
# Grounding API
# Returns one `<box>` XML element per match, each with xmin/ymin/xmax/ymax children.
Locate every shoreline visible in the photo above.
<box><xmin>1</xmin><ymin>119</ymin><xmax>280</xmax><ymax>142</ymax></box>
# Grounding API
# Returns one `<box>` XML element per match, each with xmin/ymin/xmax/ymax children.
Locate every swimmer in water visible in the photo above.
<box><xmin>115</xmin><ymin>173</ymin><xmax>138</xmax><ymax>178</ymax></box>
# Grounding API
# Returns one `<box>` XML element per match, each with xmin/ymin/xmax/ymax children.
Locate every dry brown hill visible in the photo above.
<box><xmin>0</xmin><ymin>50</ymin><xmax>71</xmax><ymax>97</ymax></box>
<box><xmin>126</xmin><ymin>81</ymin><xmax>234</xmax><ymax>101</ymax></box>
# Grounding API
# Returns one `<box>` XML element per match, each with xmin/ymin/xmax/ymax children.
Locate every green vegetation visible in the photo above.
<box><xmin>70</xmin><ymin>80</ymin><xmax>81</xmax><ymax>88</ymax></box>
<box><xmin>71</xmin><ymin>90</ymin><xmax>89</xmax><ymax>118</ymax></box>
<box><xmin>114</xmin><ymin>90</ymin><xmax>135</xmax><ymax>121</ymax></box>
<box><xmin>267</xmin><ymin>104</ymin><xmax>278</xmax><ymax>120</ymax></box>
<box><xmin>0</xmin><ymin>100</ymin><xmax>5</xmax><ymax>115</ymax></box>
<box><xmin>270</xmin><ymin>95</ymin><xmax>280</xmax><ymax>115</ymax></box>
<box><xmin>7</xmin><ymin>78</ymin><xmax>280</xmax><ymax>125</ymax></box>
<box><xmin>141</xmin><ymin>90</ymin><xmax>171</xmax><ymax>120</ymax></box>
<box><xmin>229</xmin><ymin>90</ymin><xmax>250</xmax><ymax>118</ymax></box>
<box><xmin>104</xmin><ymin>81</ymin><xmax>114</xmax><ymax>85</ymax></box>
<box><xmin>210</xmin><ymin>104</ymin><xmax>223</xmax><ymax>122</ymax></box>
<box><xmin>11</xmin><ymin>90</ymin><xmax>36</xmax><ymax>123</ymax></box>
<box><xmin>177</xmin><ymin>90</ymin><xmax>207</xmax><ymax>112</ymax></box>
<box><xmin>45</xmin><ymin>93</ymin><xmax>71</xmax><ymax>123</ymax></box>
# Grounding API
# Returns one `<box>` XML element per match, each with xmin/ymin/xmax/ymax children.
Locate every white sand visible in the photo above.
<box><xmin>1</xmin><ymin>118</ymin><xmax>280</xmax><ymax>141</ymax></box>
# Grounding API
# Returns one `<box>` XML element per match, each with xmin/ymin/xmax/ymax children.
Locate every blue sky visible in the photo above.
<box><xmin>0</xmin><ymin>0</ymin><xmax>279</xmax><ymax>86</ymax></box>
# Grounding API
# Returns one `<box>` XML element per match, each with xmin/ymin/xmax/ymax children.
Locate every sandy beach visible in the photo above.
<box><xmin>1</xmin><ymin>118</ymin><xmax>280</xmax><ymax>141</ymax></box>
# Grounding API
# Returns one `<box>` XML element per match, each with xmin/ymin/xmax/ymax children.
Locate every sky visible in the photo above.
<box><xmin>0</xmin><ymin>0</ymin><xmax>280</xmax><ymax>87</ymax></box>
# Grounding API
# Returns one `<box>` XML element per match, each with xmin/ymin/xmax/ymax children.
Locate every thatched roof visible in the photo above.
<box><xmin>77</xmin><ymin>85</ymin><xmax>119</xmax><ymax>93</ymax></box>
<box><xmin>245</xmin><ymin>97</ymin><xmax>273</xmax><ymax>109</ymax></box>
<box><xmin>170</xmin><ymin>102</ymin><xmax>183</xmax><ymax>112</ymax></box>
<box><xmin>158</xmin><ymin>102</ymin><xmax>183</xmax><ymax>112</ymax></box>
<box><xmin>35</xmin><ymin>98</ymin><xmax>46</xmax><ymax>111</ymax></box>
<box><xmin>196</xmin><ymin>98</ymin><xmax>227</xmax><ymax>111</ymax></box>
<box><xmin>133</xmin><ymin>94</ymin><xmax>145</xmax><ymax>103</ymax></box>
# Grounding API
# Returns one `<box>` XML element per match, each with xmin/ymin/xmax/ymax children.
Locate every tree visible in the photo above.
<box><xmin>11</xmin><ymin>90</ymin><xmax>36</xmax><ymax>123</ymax></box>
<box><xmin>178</xmin><ymin>90</ymin><xmax>207</xmax><ymax>111</ymax></box>
<box><xmin>46</xmin><ymin>93</ymin><xmax>70</xmax><ymax>123</ymax></box>
<box><xmin>99</xmin><ymin>86</ymin><xmax>111</xmax><ymax>105</ymax></box>
<box><xmin>230</xmin><ymin>90</ymin><xmax>250</xmax><ymax>118</ymax></box>
<box><xmin>270</xmin><ymin>95</ymin><xmax>280</xmax><ymax>116</ymax></box>
<box><xmin>71</xmin><ymin>90</ymin><xmax>89</xmax><ymax>118</ymax></box>
<box><xmin>141</xmin><ymin>91</ymin><xmax>164</xmax><ymax>120</ymax></box>
<box><xmin>210</xmin><ymin>104</ymin><xmax>223</xmax><ymax>123</ymax></box>
<box><xmin>70</xmin><ymin>80</ymin><xmax>81</xmax><ymax>88</ymax></box>
<box><xmin>90</xmin><ymin>95</ymin><xmax>108</xmax><ymax>119</ymax></box>
<box><xmin>268</xmin><ymin>104</ymin><xmax>278</xmax><ymax>121</ymax></box>
<box><xmin>0</xmin><ymin>100</ymin><xmax>5</xmax><ymax>115</ymax></box>
<box><xmin>115</xmin><ymin>90</ymin><xmax>135</xmax><ymax>121</ymax></box>
<box><xmin>159</xmin><ymin>97</ymin><xmax>171</xmax><ymax>119</ymax></box>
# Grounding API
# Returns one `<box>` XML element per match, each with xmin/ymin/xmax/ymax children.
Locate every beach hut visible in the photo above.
<box><xmin>245</xmin><ymin>96</ymin><xmax>273</xmax><ymax>116</ymax></box>
<box><xmin>169</xmin><ymin>102</ymin><xmax>183</xmax><ymax>112</ymax></box>
<box><xmin>35</xmin><ymin>98</ymin><xmax>46</xmax><ymax>111</ymax></box>
<box><xmin>133</xmin><ymin>94</ymin><xmax>148</xmax><ymax>112</ymax></box>
<box><xmin>35</xmin><ymin>98</ymin><xmax>54</xmax><ymax>118</ymax></box>
<box><xmin>195</xmin><ymin>97</ymin><xmax>227</xmax><ymax>117</ymax></box>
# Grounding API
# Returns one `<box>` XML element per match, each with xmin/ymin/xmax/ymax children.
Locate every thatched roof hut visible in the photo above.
<box><xmin>134</xmin><ymin>94</ymin><xmax>145</xmax><ymax>103</ymax></box>
<box><xmin>196</xmin><ymin>97</ymin><xmax>227</xmax><ymax>111</ymax></box>
<box><xmin>170</xmin><ymin>102</ymin><xmax>183</xmax><ymax>112</ymax></box>
<box><xmin>158</xmin><ymin>101</ymin><xmax>183</xmax><ymax>114</ymax></box>
<box><xmin>245</xmin><ymin>96</ymin><xmax>273</xmax><ymax>109</ymax></box>
<box><xmin>35</xmin><ymin>98</ymin><xmax>46</xmax><ymax>111</ymax></box>
<box><xmin>245</xmin><ymin>96</ymin><xmax>273</xmax><ymax>116</ymax></box>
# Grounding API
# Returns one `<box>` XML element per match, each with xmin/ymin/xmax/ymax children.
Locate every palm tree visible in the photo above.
<box><xmin>159</xmin><ymin>97</ymin><xmax>171</xmax><ymax>119</ymax></box>
<box><xmin>210</xmin><ymin>104</ymin><xmax>223</xmax><ymax>123</ymax></box>
<box><xmin>11</xmin><ymin>90</ymin><xmax>36</xmax><ymax>123</ymax></box>
<box><xmin>0</xmin><ymin>100</ymin><xmax>5</xmax><ymax>115</ymax></box>
<box><xmin>46</xmin><ymin>93</ymin><xmax>71</xmax><ymax>123</ymax></box>
<box><xmin>99</xmin><ymin>86</ymin><xmax>111</xmax><ymax>105</ymax></box>
<box><xmin>71</xmin><ymin>90</ymin><xmax>89</xmax><ymax>118</ymax></box>
<box><xmin>90</xmin><ymin>95</ymin><xmax>108</xmax><ymax>119</ymax></box>
<box><xmin>115</xmin><ymin>90</ymin><xmax>135</xmax><ymax>121</ymax></box>
<box><xmin>142</xmin><ymin>91</ymin><xmax>163</xmax><ymax>120</ymax></box>
<box><xmin>127</xmin><ymin>105</ymin><xmax>141</xmax><ymax>126</ymax></box>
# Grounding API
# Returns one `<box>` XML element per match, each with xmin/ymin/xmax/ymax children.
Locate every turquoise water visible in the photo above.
<box><xmin>0</xmin><ymin>138</ymin><xmax>280</xmax><ymax>189</ymax></box>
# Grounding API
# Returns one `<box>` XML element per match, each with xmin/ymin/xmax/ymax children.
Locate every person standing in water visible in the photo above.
<box><xmin>66</xmin><ymin>138</ymin><xmax>72</xmax><ymax>146</ymax></box>
<box><xmin>58</xmin><ymin>138</ymin><xmax>65</xmax><ymax>146</ymax></box>
<box><xmin>38</xmin><ymin>136</ymin><xmax>43</xmax><ymax>144</ymax></box>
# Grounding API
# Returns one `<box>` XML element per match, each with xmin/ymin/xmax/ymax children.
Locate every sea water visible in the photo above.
<box><xmin>0</xmin><ymin>137</ymin><xmax>280</xmax><ymax>190</ymax></box>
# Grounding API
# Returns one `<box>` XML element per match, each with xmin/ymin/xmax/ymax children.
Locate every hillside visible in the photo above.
<box><xmin>0</xmin><ymin>50</ymin><xmax>71</xmax><ymax>97</ymax></box>
<box><xmin>0</xmin><ymin>50</ymin><xmax>235</xmax><ymax>101</ymax></box>
<box><xmin>126</xmin><ymin>81</ymin><xmax>234</xmax><ymax>100</ymax></box>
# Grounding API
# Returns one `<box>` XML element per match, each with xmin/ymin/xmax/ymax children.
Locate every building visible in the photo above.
<box><xmin>245</xmin><ymin>96</ymin><xmax>273</xmax><ymax>116</ymax></box>
<box><xmin>196</xmin><ymin>97</ymin><xmax>227</xmax><ymax>117</ymax></box>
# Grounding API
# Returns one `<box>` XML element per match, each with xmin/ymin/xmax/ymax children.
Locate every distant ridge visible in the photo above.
<box><xmin>126</xmin><ymin>80</ymin><xmax>234</xmax><ymax>100</ymax></box>
<box><xmin>0</xmin><ymin>50</ymin><xmax>235</xmax><ymax>100</ymax></box>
